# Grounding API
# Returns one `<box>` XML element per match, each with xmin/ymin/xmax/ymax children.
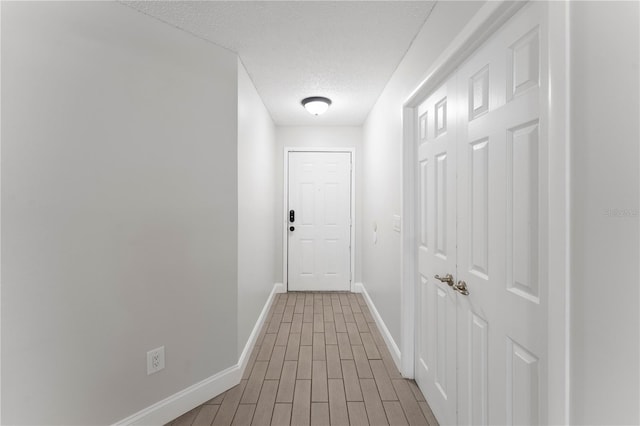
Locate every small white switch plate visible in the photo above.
<box><xmin>147</xmin><ymin>346</ymin><xmax>165</xmax><ymax>375</ymax></box>
<box><xmin>392</xmin><ymin>215</ymin><xmax>401</xmax><ymax>233</ymax></box>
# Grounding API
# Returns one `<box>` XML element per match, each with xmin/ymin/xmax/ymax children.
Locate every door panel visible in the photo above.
<box><xmin>456</xmin><ymin>3</ymin><xmax>547</xmax><ymax>425</ymax></box>
<box><xmin>415</xmin><ymin>80</ymin><xmax>458</xmax><ymax>426</ymax></box>
<box><xmin>288</xmin><ymin>152</ymin><xmax>351</xmax><ymax>291</ymax></box>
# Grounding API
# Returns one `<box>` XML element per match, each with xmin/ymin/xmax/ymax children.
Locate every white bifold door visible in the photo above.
<box><xmin>415</xmin><ymin>3</ymin><xmax>548</xmax><ymax>425</ymax></box>
<box><xmin>288</xmin><ymin>151</ymin><xmax>352</xmax><ymax>291</ymax></box>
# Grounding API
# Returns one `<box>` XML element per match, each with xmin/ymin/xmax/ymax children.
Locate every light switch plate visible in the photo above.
<box><xmin>392</xmin><ymin>215</ymin><xmax>401</xmax><ymax>232</ymax></box>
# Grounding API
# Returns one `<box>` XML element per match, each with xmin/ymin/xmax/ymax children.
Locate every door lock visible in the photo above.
<box><xmin>289</xmin><ymin>210</ymin><xmax>295</xmax><ymax>223</ymax></box>
<box><xmin>289</xmin><ymin>226</ymin><xmax>295</xmax><ymax>232</ymax></box>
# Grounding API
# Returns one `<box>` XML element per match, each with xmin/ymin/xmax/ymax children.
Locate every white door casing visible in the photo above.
<box><xmin>415</xmin><ymin>79</ymin><xmax>459</xmax><ymax>425</ymax></box>
<box><xmin>412</xmin><ymin>2</ymin><xmax>549</xmax><ymax>425</ymax></box>
<box><xmin>287</xmin><ymin>151</ymin><xmax>353</xmax><ymax>291</ymax></box>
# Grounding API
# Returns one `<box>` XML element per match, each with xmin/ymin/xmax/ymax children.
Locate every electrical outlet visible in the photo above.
<box><xmin>147</xmin><ymin>346</ymin><xmax>165</xmax><ymax>375</ymax></box>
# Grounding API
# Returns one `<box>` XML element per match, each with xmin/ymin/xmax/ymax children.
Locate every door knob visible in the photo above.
<box><xmin>289</xmin><ymin>226</ymin><xmax>295</xmax><ymax>232</ymax></box>
<box><xmin>454</xmin><ymin>280</ymin><xmax>469</xmax><ymax>296</ymax></box>
<box><xmin>434</xmin><ymin>274</ymin><xmax>454</xmax><ymax>287</ymax></box>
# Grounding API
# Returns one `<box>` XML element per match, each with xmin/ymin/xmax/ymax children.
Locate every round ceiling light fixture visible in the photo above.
<box><xmin>301</xmin><ymin>96</ymin><xmax>332</xmax><ymax>116</ymax></box>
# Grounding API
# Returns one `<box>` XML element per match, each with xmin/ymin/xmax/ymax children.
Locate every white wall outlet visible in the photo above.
<box><xmin>147</xmin><ymin>346</ymin><xmax>165</xmax><ymax>375</ymax></box>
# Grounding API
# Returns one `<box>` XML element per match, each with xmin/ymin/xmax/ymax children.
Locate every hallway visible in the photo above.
<box><xmin>167</xmin><ymin>293</ymin><xmax>437</xmax><ymax>426</ymax></box>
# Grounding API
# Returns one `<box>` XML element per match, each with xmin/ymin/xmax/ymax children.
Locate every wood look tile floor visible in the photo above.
<box><xmin>167</xmin><ymin>292</ymin><xmax>438</xmax><ymax>426</ymax></box>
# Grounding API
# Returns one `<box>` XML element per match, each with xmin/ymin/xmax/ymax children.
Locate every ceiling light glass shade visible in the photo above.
<box><xmin>301</xmin><ymin>96</ymin><xmax>332</xmax><ymax>115</ymax></box>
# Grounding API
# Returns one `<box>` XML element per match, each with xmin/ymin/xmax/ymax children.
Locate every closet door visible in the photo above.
<box><xmin>456</xmin><ymin>2</ymin><xmax>548</xmax><ymax>424</ymax></box>
<box><xmin>415</xmin><ymin>78</ymin><xmax>458</xmax><ymax>425</ymax></box>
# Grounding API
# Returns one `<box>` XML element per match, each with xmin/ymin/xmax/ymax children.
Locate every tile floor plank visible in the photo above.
<box><xmin>328</xmin><ymin>379</ymin><xmax>349</xmax><ymax>426</ymax></box>
<box><xmin>313</xmin><ymin>314</ymin><xmax>325</xmax><ymax>333</ymax></box>
<box><xmin>418</xmin><ymin>401</ymin><xmax>439</xmax><ymax>426</ymax></box>
<box><xmin>301</xmin><ymin>323</ymin><xmax>313</xmax><ymax>346</ymax></box>
<box><xmin>313</xmin><ymin>332</ymin><xmax>326</xmax><ymax>361</ymax></box>
<box><xmin>346</xmin><ymin>322</ymin><xmax>363</xmax><ymax>346</ymax></box>
<box><xmin>243</xmin><ymin>348</ymin><xmax>259</xmax><ymax>381</ymax></box>
<box><xmin>297</xmin><ymin>346</ymin><xmax>313</xmax><ymax>380</ymax></box>
<box><xmin>341</xmin><ymin>360</ymin><xmax>364</xmax><ymax>402</ymax></box>
<box><xmin>283</xmin><ymin>305</ymin><xmax>295</xmax><ymax>323</ymax></box>
<box><xmin>352</xmin><ymin>346</ymin><xmax>373</xmax><ymax>379</ymax></box>
<box><xmin>269</xmin><ymin>313</ymin><xmax>284</xmax><ymax>333</ymax></box>
<box><xmin>276</xmin><ymin>322</ymin><xmax>291</xmax><ymax>346</ymax></box>
<box><xmin>311</xmin><ymin>361</ymin><xmax>328</xmax><ymax>402</ymax></box>
<box><xmin>212</xmin><ymin>381</ymin><xmax>247</xmax><ymax>426</ymax></box>
<box><xmin>271</xmin><ymin>403</ymin><xmax>292</xmax><ymax>426</ymax></box>
<box><xmin>337</xmin><ymin>332</ymin><xmax>354</xmax><ymax>360</ymax></box>
<box><xmin>266</xmin><ymin>346</ymin><xmax>286</xmax><ymax>380</ymax></box>
<box><xmin>291</xmin><ymin>313</ymin><xmax>303</xmax><ymax>334</ymax></box>
<box><xmin>193</xmin><ymin>405</ymin><xmax>219</xmax><ymax>426</ymax></box>
<box><xmin>311</xmin><ymin>402</ymin><xmax>330</xmax><ymax>426</ymax></box>
<box><xmin>277</xmin><ymin>360</ymin><xmax>298</xmax><ymax>403</ymax></box>
<box><xmin>286</xmin><ymin>294</ymin><xmax>297</xmax><ymax>306</ymax></box>
<box><xmin>205</xmin><ymin>392</ymin><xmax>226</xmax><ymax>405</ymax></box>
<box><xmin>408</xmin><ymin>380</ymin><xmax>425</xmax><ymax>402</ymax></box>
<box><xmin>326</xmin><ymin>345</ymin><xmax>342</xmax><ymax>379</ymax></box>
<box><xmin>324</xmin><ymin>321</ymin><xmax>337</xmax><ymax>345</ymax></box>
<box><xmin>369</xmin><ymin>360</ymin><xmax>397</xmax><ymax>401</ymax></box>
<box><xmin>334</xmin><ymin>313</ymin><xmax>347</xmax><ymax>333</ymax></box>
<box><xmin>354</xmin><ymin>312</ymin><xmax>369</xmax><ymax>332</ymax></box>
<box><xmin>252</xmin><ymin>380</ymin><xmax>279</xmax><ymax>426</ymax></box>
<box><xmin>242</xmin><ymin>361</ymin><xmax>269</xmax><ymax>404</ymax></box>
<box><xmin>360</xmin><ymin>333</ymin><xmax>381</xmax><ymax>360</ymax></box>
<box><xmin>343</xmin><ymin>305</ymin><xmax>355</xmax><ymax>323</ymax></box>
<box><xmin>360</xmin><ymin>378</ymin><xmax>389</xmax><ymax>426</ymax></box>
<box><xmin>323</xmin><ymin>305</ymin><xmax>334</xmax><ymax>321</ymax></box>
<box><xmin>340</xmin><ymin>294</ymin><xmax>350</xmax><ymax>306</ymax></box>
<box><xmin>231</xmin><ymin>404</ymin><xmax>255</xmax><ymax>426</ymax></box>
<box><xmin>285</xmin><ymin>333</ymin><xmax>301</xmax><ymax>361</ymax></box>
<box><xmin>391</xmin><ymin>379</ymin><xmax>428</xmax><ymax>425</ymax></box>
<box><xmin>258</xmin><ymin>334</ymin><xmax>277</xmax><ymax>361</ymax></box>
<box><xmin>348</xmin><ymin>401</ymin><xmax>369</xmax><ymax>426</ymax></box>
<box><xmin>303</xmin><ymin>305</ymin><xmax>314</xmax><ymax>323</ymax></box>
<box><xmin>173</xmin><ymin>407</ymin><xmax>200</xmax><ymax>426</ymax></box>
<box><xmin>383</xmin><ymin>401</ymin><xmax>408</xmax><ymax>426</ymax></box>
<box><xmin>292</xmin><ymin>380</ymin><xmax>312</xmax><ymax>426</ymax></box>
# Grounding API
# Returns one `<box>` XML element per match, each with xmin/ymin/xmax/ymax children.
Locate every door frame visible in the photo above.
<box><xmin>400</xmin><ymin>1</ymin><xmax>571</xmax><ymax>424</ymax></box>
<box><xmin>283</xmin><ymin>147</ymin><xmax>356</xmax><ymax>292</ymax></box>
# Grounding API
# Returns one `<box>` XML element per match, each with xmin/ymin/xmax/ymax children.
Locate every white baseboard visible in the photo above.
<box><xmin>353</xmin><ymin>282</ymin><xmax>403</xmax><ymax>373</ymax></box>
<box><xmin>238</xmin><ymin>282</ymin><xmax>285</xmax><ymax>373</ymax></box>
<box><xmin>113</xmin><ymin>283</ymin><xmax>285</xmax><ymax>426</ymax></box>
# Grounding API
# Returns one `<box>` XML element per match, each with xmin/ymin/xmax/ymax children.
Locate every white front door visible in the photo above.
<box><xmin>415</xmin><ymin>78</ymin><xmax>459</xmax><ymax>425</ymax></box>
<box><xmin>287</xmin><ymin>151</ymin><xmax>352</xmax><ymax>291</ymax></box>
<box><xmin>414</xmin><ymin>2</ymin><xmax>548</xmax><ymax>425</ymax></box>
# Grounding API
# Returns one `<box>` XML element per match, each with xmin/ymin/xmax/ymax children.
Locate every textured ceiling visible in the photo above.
<box><xmin>124</xmin><ymin>1</ymin><xmax>436</xmax><ymax>126</ymax></box>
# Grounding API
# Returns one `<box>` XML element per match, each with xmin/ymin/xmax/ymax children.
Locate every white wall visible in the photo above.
<box><xmin>361</xmin><ymin>1</ymin><xmax>483</xmax><ymax>346</ymax></box>
<box><xmin>1</xmin><ymin>3</ymin><xmax>239</xmax><ymax>424</ymax></box>
<box><xmin>237</xmin><ymin>61</ymin><xmax>276</xmax><ymax>353</ymax></box>
<box><xmin>570</xmin><ymin>2</ymin><xmax>639</xmax><ymax>424</ymax></box>
<box><xmin>275</xmin><ymin>127</ymin><xmax>363</xmax><ymax>286</ymax></box>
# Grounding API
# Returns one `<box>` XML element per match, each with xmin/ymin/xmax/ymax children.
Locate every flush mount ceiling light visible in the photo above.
<box><xmin>301</xmin><ymin>96</ymin><xmax>332</xmax><ymax>116</ymax></box>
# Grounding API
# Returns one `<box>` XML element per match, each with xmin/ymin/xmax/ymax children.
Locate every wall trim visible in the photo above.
<box><xmin>113</xmin><ymin>283</ymin><xmax>285</xmax><ymax>426</ymax></box>
<box><xmin>353</xmin><ymin>283</ymin><xmax>402</xmax><ymax>373</ymax></box>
